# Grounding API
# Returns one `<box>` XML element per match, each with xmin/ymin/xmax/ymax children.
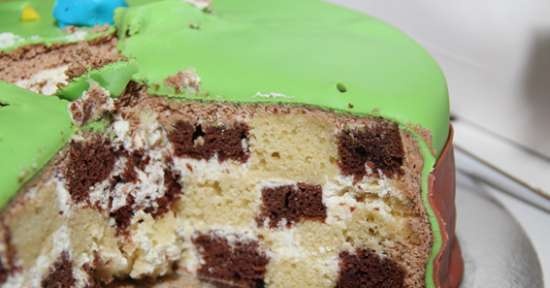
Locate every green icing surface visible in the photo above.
<box><xmin>0</xmin><ymin>0</ymin><xmax>62</xmax><ymax>38</ymax></box>
<box><xmin>0</xmin><ymin>81</ymin><xmax>73</xmax><ymax>208</ymax></box>
<box><xmin>57</xmin><ymin>61</ymin><xmax>138</xmax><ymax>100</ymax></box>
<box><xmin>0</xmin><ymin>1</ymin><xmax>451</xmax><ymax>286</ymax></box>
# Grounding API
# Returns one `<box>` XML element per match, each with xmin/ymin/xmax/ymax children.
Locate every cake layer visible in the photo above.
<box><xmin>0</xmin><ymin>32</ymin><xmax>122</xmax><ymax>95</ymax></box>
<box><xmin>0</xmin><ymin>85</ymin><xmax>431</xmax><ymax>287</ymax></box>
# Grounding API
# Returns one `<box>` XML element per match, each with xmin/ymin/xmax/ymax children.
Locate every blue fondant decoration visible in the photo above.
<box><xmin>53</xmin><ymin>0</ymin><xmax>127</xmax><ymax>28</ymax></box>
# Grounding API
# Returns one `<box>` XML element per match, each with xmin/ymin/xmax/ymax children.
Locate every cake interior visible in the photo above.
<box><xmin>0</xmin><ymin>84</ymin><xmax>431</xmax><ymax>288</ymax></box>
<box><xmin>0</xmin><ymin>33</ymin><xmax>121</xmax><ymax>96</ymax></box>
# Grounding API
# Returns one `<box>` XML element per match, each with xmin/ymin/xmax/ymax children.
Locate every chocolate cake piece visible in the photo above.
<box><xmin>0</xmin><ymin>0</ymin><xmax>463</xmax><ymax>287</ymax></box>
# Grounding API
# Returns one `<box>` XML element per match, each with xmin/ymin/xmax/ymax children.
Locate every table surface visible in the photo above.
<box><xmin>454</xmin><ymin>122</ymin><xmax>550</xmax><ymax>286</ymax></box>
<box><xmin>482</xmin><ymin>180</ymin><xmax>550</xmax><ymax>286</ymax></box>
<box><xmin>456</xmin><ymin>172</ymin><xmax>544</xmax><ymax>288</ymax></box>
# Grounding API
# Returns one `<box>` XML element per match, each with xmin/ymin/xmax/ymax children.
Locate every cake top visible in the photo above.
<box><xmin>115</xmin><ymin>0</ymin><xmax>450</xmax><ymax>153</ymax></box>
<box><xmin>0</xmin><ymin>0</ymin><xmax>450</xmax><ymax>204</ymax></box>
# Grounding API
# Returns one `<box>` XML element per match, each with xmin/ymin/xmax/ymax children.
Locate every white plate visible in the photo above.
<box><xmin>456</xmin><ymin>171</ymin><xmax>544</xmax><ymax>288</ymax></box>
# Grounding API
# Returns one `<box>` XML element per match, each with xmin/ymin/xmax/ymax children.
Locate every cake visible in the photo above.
<box><xmin>0</xmin><ymin>0</ymin><xmax>463</xmax><ymax>287</ymax></box>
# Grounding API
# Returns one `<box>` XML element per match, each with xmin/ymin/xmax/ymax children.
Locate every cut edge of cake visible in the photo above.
<box><xmin>0</xmin><ymin>84</ymin><xmax>433</xmax><ymax>287</ymax></box>
<box><xmin>0</xmin><ymin>30</ymin><xmax>122</xmax><ymax>96</ymax></box>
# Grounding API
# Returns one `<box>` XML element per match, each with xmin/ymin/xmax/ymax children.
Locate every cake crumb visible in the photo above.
<box><xmin>193</xmin><ymin>233</ymin><xmax>268</xmax><ymax>287</ymax></box>
<box><xmin>257</xmin><ymin>182</ymin><xmax>326</xmax><ymax>228</ymax></box>
<box><xmin>41</xmin><ymin>252</ymin><xmax>76</xmax><ymax>288</ymax></box>
<box><xmin>337</xmin><ymin>122</ymin><xmax>404</xmax><ymax>179</ymax></box>
<box><xmin>69</xmin><ymin>83</ymin><xmax>114</xmax><ymax>126</ymax></box>
<box><xmin>65</xmin><ymin>137</ymin><xmax>117</xmax><ymax>203</ymax></box>
<box><xmin>164</xmin><ymin>69</ymin><xmax>201</xmax><ymax>94</ymax></box>
<box><xmin>337</xmin><ymin>249</ymin><xmax>405</xmax><ymax>288</ymax></box>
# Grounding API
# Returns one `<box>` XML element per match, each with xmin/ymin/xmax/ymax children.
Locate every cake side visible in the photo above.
<box><xmin>0</xmin><ymin>87</ymin><xmax>431</xmax><ymax>287</ymax></box>
<box><xmin>428</xmin><ymin>130</ymin><xmax>463</xmax><ymax>288</ymax></box>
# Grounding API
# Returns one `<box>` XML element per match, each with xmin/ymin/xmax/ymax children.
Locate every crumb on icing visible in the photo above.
<box><xmin>164</xmin><ymin>69</ymin><xmax>201</xmax><ymax>94</ymax></box>
<box><xmin>254</xmin><ymin>92</ymin><xmax>293</xmax><ymax>99</ymax></box>
<box><xmin>185</xmin><ymin>0</ymin><xmax>212</xmax><ymax>10</ymax></box>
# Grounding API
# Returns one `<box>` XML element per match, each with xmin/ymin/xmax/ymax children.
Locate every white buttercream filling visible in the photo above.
<box><xmin>15</xmin><ymin>65</ymin><xmax>69</xmax><ymax>96</ymax></box>
<box><xmin>28</xmin><ymin>226</ymin><xmax>72</xmax><ymax>287</ymax></box>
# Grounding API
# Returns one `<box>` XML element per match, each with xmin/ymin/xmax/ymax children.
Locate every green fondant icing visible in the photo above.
<box><xmin>0</xmin><ymin>81</ymin><xmax>74</xmax><ymax>208</ymax></box>
<box><xmin>57</xmin><ymin>61</ymin><xmax>138</xmax><ymax>100</ymax></box>
<box><xmin>114</xmin><ymin>0</ymin><xmax>449</xmax><ymax>154</ymax></box>
<box><xmin>0</xmin><ymin>0</ymin><xmax>62</xmax><ymax>38</ymax></box>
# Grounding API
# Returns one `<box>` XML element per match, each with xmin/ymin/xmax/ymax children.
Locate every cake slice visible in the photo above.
<box><xmin>0</xmin><ymin>28</ymin><xmax>121</xmax><ymax>96</ymax></box>
<box><xmin>0</xmin><ymin>0</ymin><xmax>462</xmax><ymax>287</ymax></box>
<box><xmin>1</xmin><ymin>83</ymin><xmax>429</xmax><ymax>287</ymax></box>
